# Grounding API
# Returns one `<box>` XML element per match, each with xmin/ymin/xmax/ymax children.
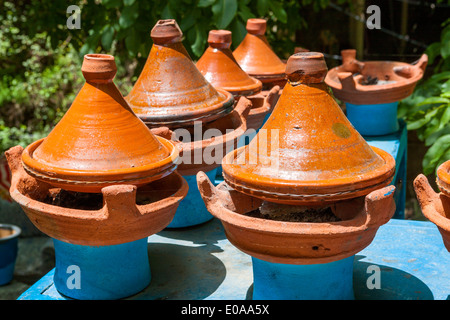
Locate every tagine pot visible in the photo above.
<box><xmin>233</xmin><ymin>18</ymin><xmax>287</xmax><ymax>90</ymax></box>
<box><xmin>0</xmin><ymin>223</ymin><xmax>21</xmax><ymax>286</ymax></box>
<box><xmin>198</xmin><ymin>51</ymin><xmax>397</xmax><ymax>300</ymax></box>
<box><xmin>414</xmin><ymin>160</ymin><xmax>450</xmax><ymax>251</ymax></box>
<box><xmin>325</xmin><ymin>49</ymin><xmax>427</xmax><ymax>136</ymax></box>
<box><xmin>196</xmin><ymin>29</ymin><xmax>280</xmax><ymax>132</ymax></box>
<box><xmin>6</xmin><ymin>54</ymin><xmax>188</xmax><ymax>299</ymax></box>
<box><xmin>126</xmin><ymin>20</ymin><xmax>251</xmax><ymax>228</ymax></box>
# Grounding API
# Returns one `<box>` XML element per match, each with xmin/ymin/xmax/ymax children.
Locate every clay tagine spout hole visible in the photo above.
<box><xmin>285</xmin><ymin>52</ymin><xmax>328</xmax><ymax>85</ymax></box>
<box><xmin>81</xmin><ymin>54</ymin><xmax>117</xmax><ymax>83</ymax></box>
<box><xmin>151</xmin><ymin>19</ymin><xmax>183</xmax><ymax>45</ymax></box>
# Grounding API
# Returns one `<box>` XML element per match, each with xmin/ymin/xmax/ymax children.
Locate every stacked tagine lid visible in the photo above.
<box><xmin>125</xmin><ymin>19</ymin><xmax>235</xmax><ymax>129</ymax></box>
<box><xmin>233</xmin><ymin>18</ymin><xmax>286</xmax><ymax>89</ymax></box>
<box><xmin>437</xmin><ymin>161</ymin><xmax>450</xmax><ymax>198</ymax></box>
<box><xmin>196</xmin><ymin>29</ymin><xmax>263</xmax><ymax>98</ymax></box>
<box><xmin>21</xmin><ymin>54</ymin><xmax>179</xmax><ymax>193</ymax></box>
<box><xmin>222</xmin><ymin>52</ymin><xmax>396</xmax><ymax>206</ymax></box>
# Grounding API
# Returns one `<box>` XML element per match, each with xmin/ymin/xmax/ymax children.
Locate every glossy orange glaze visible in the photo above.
<box><xmin>222</xmin><ymin>52</ymin><xmax>396</xmax><ymax>205</ymax></box>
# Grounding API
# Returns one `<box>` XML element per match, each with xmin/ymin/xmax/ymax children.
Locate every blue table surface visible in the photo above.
<box><xmin>18</xmin><ymin>217</ymin><xmax>450</xmax><ymax>300</ymax></box>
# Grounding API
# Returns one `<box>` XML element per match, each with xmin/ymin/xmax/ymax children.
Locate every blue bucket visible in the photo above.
<box><xmin>345</xmin><ymin>101</ymin><xmax>399</xmax><ymax>136</ymax></box>
<box><xmin>167</xmin><ymin>168</ymin><xmax>217</xmax><ymax>228</ymax></box>
<box><xmin>251</xmin><ymin>255</ymin><xmax>355</xmax><ymax>300</ymax></box>
<box><xmin>0</xmin><ymin>224</ymin><xmax>21</xmax><ymax>286</ymax></box>
<box><xmin>53</xmin><ymin>237</ymin><xmax>150</xmax><ymax>300</ymax></box>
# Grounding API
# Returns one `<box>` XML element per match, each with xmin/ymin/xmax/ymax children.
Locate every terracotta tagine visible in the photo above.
<box><xmin>198</xmin><ymin>52</ymin><xmax>397</xmax><ymax>300</ymax></box>
<box><xmin>196</xmin><ymin>29</ymin><xmax>280</xmax><ymax>132</ymax></box>
<box><xmin>233</xmin><ymin>18</ymin><xmax>287</xmax><ymax>89</ymax></box>
<box><xmin>222</xmin><ymin>52</ymin><xmax>396</xmax><ymax>206</ymax></box>
<box><xmin>325</xmin><ymin>49</ymin><xmax>428</xmax><ymax>136</ymax></box>
<box><xmin>5</xmin><ymin>54</ymin><xmax>188</xmax><ymax>299</ymax></box>
<box><xmin>414</xmin><ymin>160</ymin><xmax>450</xmax><ymax>251</ymax></box>
<box><xmin>125</xmin><ymin>19</ymin><xmax>235</xmax><ymax>129</ymax></box>
<box><xmin>127</xmin><ymin>20</ymin><xmax>251</xmax><ymax>228</ymax></box>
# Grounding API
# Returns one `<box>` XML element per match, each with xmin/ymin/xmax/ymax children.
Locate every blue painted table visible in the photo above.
<box><xmin>362</xmin><ymin>119</ymin><xmax>408</xmax><ymax>219</ymax></box>
<box><xmin>18</xmin><ymin>217</ymin><xmax>450</xmax><ymax>300</ymax></box>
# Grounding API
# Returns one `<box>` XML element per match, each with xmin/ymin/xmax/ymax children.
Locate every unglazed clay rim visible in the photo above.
<box><xmin>9</xmin><ymin>171</ymin><xmax>189</xmax><ymax>246</ymax></box>
<box><xmin>134</xmin><ymin>88</ymin><xmax>235</xmax><ymax>126</ymax></box>
<box><xmin>325</xmin><ymin>60</ymin><xmax>425</xmax><ymax>104</ymax></box>
<box><xmin>437</xmin><ymin>161</ymin><xmax>450</xmax><ymax>197</ymax></box>
<box><xmin>222</xmin><ymin>145</ymin><xmax>395</xmax><ymax>203</ymax></box>
<box><xmin>22</xmin><ymin>136</ymin><xmax>179</xmax><ymax>185</ymax></box>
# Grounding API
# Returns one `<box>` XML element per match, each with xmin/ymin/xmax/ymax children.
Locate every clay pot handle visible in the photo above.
<box><xmin>5</xmin><ymin>145</ymin><xmax>51</xmax><ymax>198</ymax></box>
<box><xmin>234</xmin><ymin>96</ymin><xmax>253</xmax><ymax>122</ymax></box>
<box><xmin>411</xmin><ymin>53</ymin><xmax>428</xmax><ymax>73</ymax></box>
<box><xmin>264</xmin><ymin>85</ymin><xmax>281</xmax><ymax>111</ymax></box>
<box><xmin>337</xmin><ymin>72</ymin><xmax>356</xmax><ymax>90</ymax></box>
<box><xmin>364</xmin><ymin>185</ymin><xmax>396</xmax><ymax>228</ymax></box>
<box><xmin>197</xmin><ymin>171</ymin><xmax>230</xmax><ymax>210</ymax></box>
<box><xmin>102</xmin><ymin>184</ymin><xmax>141</xmax><ymax>219</ymax></box>
<box><xmin>414</xmin><ymin>174</ymin><xmax>440</xmax><ymax>208</ymax></box>
<box><xmin>150</xmin><ymin>126</ymin><xmax>175</xmax><ymax>141</ymax></box>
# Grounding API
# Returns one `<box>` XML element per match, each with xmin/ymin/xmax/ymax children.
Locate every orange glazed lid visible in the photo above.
<box><xmin>222</xmin><ymin>52</ymin><xmax>396</xmax><ymax>205</ymax></box>
<box><xmin>125</xmin><ymin>19</ymin><xmax>234</xmax><ymax>129</ymax></box>
<box><xmin>196</xmin><ymin>29</ymin><xmax>262</xmax><ymax>97</ymax></box>
<box><xmin>437</xmin><ymin>160</ymin><xmax>450</xmax><ymax>197</ymax></box>
<box><xmin>233</xmin><ymin>18</ymin><xmax>286</xmax><ymax>84</ymax></box>
<box><xmin>325</xmin><ymin>49</ymin><xmax>428</xmax><ymax>105</ymax></box>
<box><xmin>21</xmin><ymin>54</ymin><xmax>179</xmax><ymax>193</ymax></box>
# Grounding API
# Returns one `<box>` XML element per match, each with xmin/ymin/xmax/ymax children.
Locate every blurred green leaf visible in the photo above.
<box><xmin>212</xmin><ymin>0</ymin><xmax>237</xmax><ymax>29</ymax></box>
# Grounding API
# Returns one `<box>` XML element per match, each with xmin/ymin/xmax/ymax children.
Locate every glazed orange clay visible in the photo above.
<box><xmin>21</xmin><ymin>54</ymin><xmax>179</xmax><ymax>193</ymax></box>
<box><xmin>325</xmin><ymin>49</ymin><xmax>428</xmax><ymax>105</ymax></box>
<box><xmin>233</xmin><ymin>18</ymin><xmax>286</xmax><ymax>88</ymax></box>
<box><xmin>125</xmin><ymin>19</ymin><xmax>234</xmax><ymax>129</ymax></box>
<box><xmin>196</xmin><ymin>29</ymin><xmax>262</xmax><ymax>97</ymax></box>
<box><xmin>221</xmin><ymin>52</ymin><xmax>396</xmax><ymax>205</ymax></box>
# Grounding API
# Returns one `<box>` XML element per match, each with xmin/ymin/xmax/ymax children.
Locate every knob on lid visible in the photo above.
<box><xmin>222</xmin><ymin>52</ymin><xmax>396</xmax><ymax>205</ymax></box>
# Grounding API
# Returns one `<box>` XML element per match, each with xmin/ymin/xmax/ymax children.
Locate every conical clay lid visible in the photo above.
<box><xmin>125</xmin><ymin>19</ymin><xmax>234</xmax><ymax>128</ymax></box>
<box><xmin>222</xmin><ymin>52</ymin><xmax>396</xmax><ymax>205</ymax></box>
<box><xmin>22</xmin><ymin>54</ymin><xmax>179</xmax><ymax>193</ymax></box>
<box><xmin>196</xmin><ymin>30</ymin><xmax>262</xmax><ymax>97</ymax></box>
<box><xmin>233</xmin><ymin>18</ymin><xmax>286</xmax><ymax>84</ymax></box>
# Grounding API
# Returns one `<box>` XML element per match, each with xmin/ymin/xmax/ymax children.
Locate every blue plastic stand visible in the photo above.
<box><xmin>167</xmin><ymin>168</ymin><xmax>217</xmax><ymax>228</ymax></box>
<box><xmin>51</xmin><ymin>238</ymin><xmax>150</xmax><ymax>300</ymax></box>
<box><xmin>252</xmin><ymin>256</ymin><xmax>355</xmax><ymax>300</ymax></box>
<box><xmin>17</xmin><ymin>218</ymin><xmax>450</xmax><ymax>300</ymax></box>
<box><xmin>346</xmin><ymin>102</ymin><xmax>399</xmax><ymax>136</ymax></box>
<box><xmin>363</xmin><ymin>120</ymin><xmax>407</xmax><ymax>219</ymax></box>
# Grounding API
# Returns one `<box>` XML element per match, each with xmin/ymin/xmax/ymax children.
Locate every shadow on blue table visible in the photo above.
<box><xmin>353</xmin><ymin>255</ymin><xmax>434</xmax><ymax>300</ymax></box>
